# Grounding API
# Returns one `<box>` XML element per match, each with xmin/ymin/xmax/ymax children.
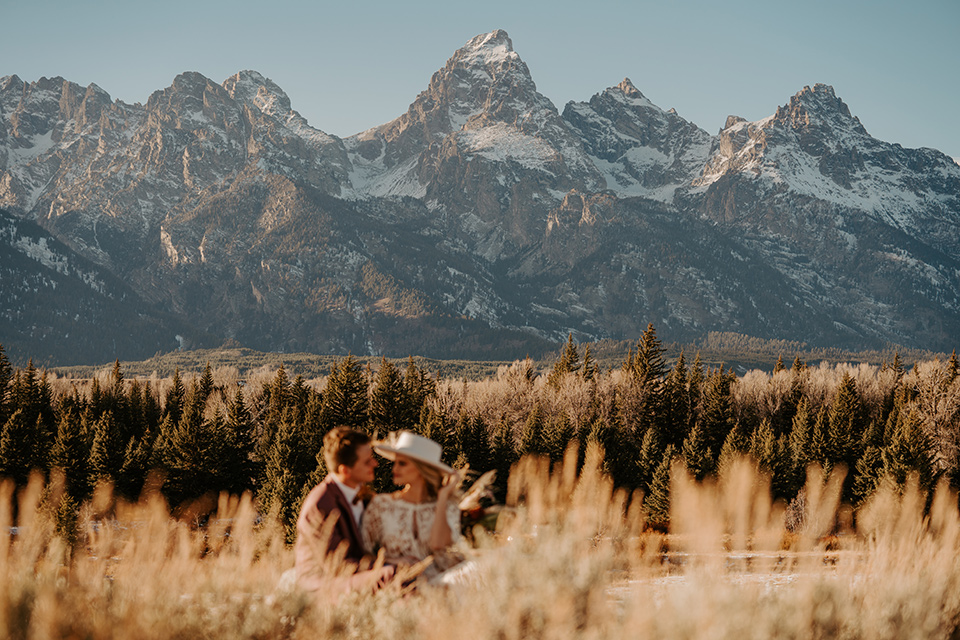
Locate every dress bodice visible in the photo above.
<box><xmin>361</xmin><ymin>493</ymin><xmax>461</xmax><ymax>578</ymax></box>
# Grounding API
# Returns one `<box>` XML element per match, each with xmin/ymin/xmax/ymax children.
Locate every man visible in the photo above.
<box><xmin>295</xmin><ymin>427</ymin><xmax>393</xmax><ymax>593</ymax></box>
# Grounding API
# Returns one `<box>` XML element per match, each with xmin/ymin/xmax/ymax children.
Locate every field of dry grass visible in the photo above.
<box><xmin>3</xmin><ymin>449</ymin><xmax>959</xmax><ymax>639</ymax></box>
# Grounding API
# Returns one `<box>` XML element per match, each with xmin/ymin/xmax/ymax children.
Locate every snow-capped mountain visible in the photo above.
<box><xmin>563</xmin><ymin>78</ymin><xmax>713</xmax><ymax>203</ymax></box>
<box><xmin>1</xmin><ymin>31</ymin><xmax>959</xmax><ymax>364</ymax></box>
<box><xmin>692</xmin><ymin>84</ymin><xmax>959</xmax><ymax>247</ymax></box>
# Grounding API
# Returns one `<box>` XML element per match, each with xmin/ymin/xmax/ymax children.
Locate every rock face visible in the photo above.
<box><xmin>2</xmin><ymin>33</ymin><xmax>959</xmax><ymax>363</ymax></box>
<box><xmin>563</xmin><ymin>78</ymin><xmax>713</xmax><ymax>202</ymax></box>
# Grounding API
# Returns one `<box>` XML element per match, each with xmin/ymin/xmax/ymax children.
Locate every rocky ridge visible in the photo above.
<box><xmin>1</xmin><ymin>31</ymin><xmax>959</xmax><ymax>363</ymax></box>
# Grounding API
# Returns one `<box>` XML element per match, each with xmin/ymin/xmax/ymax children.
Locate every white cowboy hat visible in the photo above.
<box><xmin>374</xmin><ymin>431</ymin><xmax>455</xmax><ymax>475</ymax></box>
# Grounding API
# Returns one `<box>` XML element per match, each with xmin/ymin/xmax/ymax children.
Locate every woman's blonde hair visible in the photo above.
<box><xmin>410</xmin><ymin>458</ymin><xmax>460</xmax><ymax>502</ymax></box>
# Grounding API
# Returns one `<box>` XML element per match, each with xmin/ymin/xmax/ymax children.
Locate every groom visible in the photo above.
<box><xmin>295</xmin><ymin>426</ymin><xmax>393</xmax><ymax>592</ymax></box>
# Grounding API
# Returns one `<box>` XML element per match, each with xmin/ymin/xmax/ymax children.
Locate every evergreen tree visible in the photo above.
<box><xmin>852</xmin><ymin>446</ymin><xmax>884</xmax><ymax>505</ymax></box>
<box><xmin>587</xmin><ymin>416</ymin><xmax>616</xmax><ymax>479</ymax></box>
<box><xmin>260</xmin><ymin>415</ymin><xmax>310</xmax><ymax>542</ymax></box>
<box><xmin>717</xmin><ymin>420</ymin><xmax>751</xmax><ymax>479</ymax></box>
<box><xmin>773</xmin><ymin>354</ymin><xmax>786</xmax><ymax>374</ymax></box>
<box><xmin>88</xmin><ymin>411</ymin><xmax>123</xmax><ymax>485</ymax></box>
<box><xmin>606</xmin><ymin>395</ymin><xmax>641</xmax><ymax>488</ymax></box>
<box><xmin>117</xmin><ymin>432</ymin><xmax>153</xmax><ymax>500</ymax></box>
<box><xmin>682</xmin><ymin>420</ymin><xmax>713</xmax><ymax>482</ymax></box>
<box><xmin>624</xmin><ymin>325</ymin><xmax>667</xmax><ymax>442</ymax></box>
<box><xmin>88</xmin><ymin>377</ymin><xmax>105</xmax><ymax>420</ymax></box>
<box><xmin>749</xmin><ymin>418</ymin><xmax>792</xmax><ymax>499</ymax></box>
<box><xmin>489</xmin><ymin>414</ymin><xmax>517</xmax><ymax>502</ymax></box>
<box><xmin>163</xmin><ymin>401</ymin><xmax>234</xmax><ymax>503</ymax></box>
<box><xmin>369</xmin><ymin>358</ymin><xmax>406</xmax><ymax>436</ymax></box>
<box><xmin>256</xmin><ymin>365</ymin><xmax>291</xmax><ymax>462</ymax></box>
<box><xmin>750</xmin><ymin>418</ymin><xmax>777</xmax><ymax>471</ymax></box>
<box><xmin>106</xmin><ymin>360</ymin><xmax>131</xmax><ymax>438</ymax></box>
<box><xmin>0</xmin><ymin>344</ymin><xmax>11</xmax><ymax>425</ymax></box>
<box><xmin>891</xmin><ymin>351</ymin><xmax>905</xmax><ymax>381</ymax></box>
<box><xmin>948</xmin><ymin>350</ymin><xmax>959</xmax><ymax>384</ymax></box>
<box><xmin>580</xmin><ymin>344</ymin><xmax>598</xmax><ymax>382</ymax></box>
<box><xmin>417</xmin><ymin>406</ymin><xmax>449</xmax><ymax>451</ymax></box>
<box><xmin>126</xmin><ymin>380</ymin><xmax>146</xmax><ymax>444</ymax></box>
<box><xmin>791</xmin><ymin>356</ymin><xmax>806</xmax><ymax>374</ymax></box>
<box><xmin>699</xmin><ymin>367</ymin><xmax>736</xmax><ymax>460</ymax></box>
<box><xmin>321</xmin><ymin>356</ymin><xmax>368</xmax><ymax>429</ymax></box>
<box><xmin>645</xmin><ymin>445</ymin><xmax>675</xmax><ymax>530</ymax></box>
<box><xmin>547</xmin><ymin>334</ymin><xmax>581</xmax><ymax>388</ymax></box>
<box><xmin>883</xmin><ymin>386</ymin><xmax>908</xmax><ymax>445</ymax></box>
<box><xmin>633</xmin><ymin>323</ymin><xmax>667</xmax><ymax>384</ymax></box>
<box><xmin>449</xmin><ymin>413</ymin><xmax>470</xmax><ymax>467</ymax></box>
<box><xmin>197</xmin><ymin>362</ymin><xmax>215</xmax><ymax>405</ymax></box>
<box><xmin>636</xmin><ymin>426</ymin><xmax>666</xmax><ymax>490</ymax></box>
<box><xmin>54</xmin><ymin>492</ymin><xmax>80</xmax><ymax>548</ymax></box>
<box><xmin>861</xmin><ymin>419</ymin><xmax>886</xmax><ymax>451</ymax></box>
<box><xmin>827</xmin><ymin>373</ymin><xmax>864</xmax><ymax>469</ymax></box>
<box><xmin>687</xmin><ymin>352</ymin><xmax>705</xmax><ymax>430</ymax></box>
<box><xmin>809</xmin><ymin>407</ymin><xmax>830</xmax><ymax>471</ymax></box>
<box><xmin>882</xmin><ymin>408</ymin><xmax>936</xmax><ymax>491</ymax></box>
<box><xmin>0</xmin><ymin>409</ymin><xmax>33</xmax><ymax>484</ymax></box>
<box><xmin>223</xmin><ymin>386</ymin><xmax>256</xmax><ymax>494</ymax></box>
<box><xmin>290</xmin><ymin>375</ymin><xmax>310</xmax><ymax>422</ymax></box>
<box><xmin>546</xmin><ymin>411</ymin><xmax>575</xmax><ymax>464</ymax></box>
<box><xmin>50</xmin><ymin>405</ymin><xmax>90</xmax><ymax>499</ymax></box>
<box><xmin>453</xmin><ymin>413</ymin><xmax>492</xmax><ymax>472</ymax></box>
<box><xmin>402</xmin><ymin>357</ymin><xmax>436</xmax><ymax>431</ymax></box>
<box><xmin>163</xmin><ymin>368</ymin><xmax>185</xmax><ymax>426</ymax></box>
<box><xmin>661</xmin><ymin>351</ymin><xmax>690</xmax><ymax>448</ymax></box>
<box><xmin>518</xmin><ymin>404</ymin><xmax>548</xmax><ymax>457</ymax></box>
<box><xmin>140</xmin><ymin>381</ymin><xmax>162</xmax><ymax>437</ymax></box>
<box><xmin>787</xmin><ymin>397</ymin><xmax>814</xmax><ymax>494</ymax></box>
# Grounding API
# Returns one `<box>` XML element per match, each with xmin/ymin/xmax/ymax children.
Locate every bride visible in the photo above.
<box><xmin>361</xmin><ymin>431</ymin><xmax>462</xmax><ymax>581</ymax></box>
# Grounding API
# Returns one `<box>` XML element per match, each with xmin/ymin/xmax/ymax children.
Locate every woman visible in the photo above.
<box><xmin>361</xmin><ymin>431</ymin><xmax>462</xmax><ymax>581</ymax></box>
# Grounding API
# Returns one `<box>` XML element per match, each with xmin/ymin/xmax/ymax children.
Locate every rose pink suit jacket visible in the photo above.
<box><xmin>294</xmin><ymin>476</ymin><xmax>367</xmax><ymax>588</ymax></box>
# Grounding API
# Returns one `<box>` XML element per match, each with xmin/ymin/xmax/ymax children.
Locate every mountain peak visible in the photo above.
<box><xmin>222</xmin><ymin>70</ymin><xmax>291</xmax><ymax>114</ymax></box>
<box><xmin>1</xmin><ymin>75</ymin><xmax>24</xmax><ymax>92</ymax></box>
<box><xmin>457</xmin><ymin>29</ymin><xmax>519</xmax><ymax>68</ymax></box>
<box><xmin>615</xmin><ymin>77</ymin><xmax>643</xmax><ymax>97</ymax></box>
<box><xmin>775</xmin><ymin>83</ymin><xmax>867</xmax><ymax>135</ymax></box>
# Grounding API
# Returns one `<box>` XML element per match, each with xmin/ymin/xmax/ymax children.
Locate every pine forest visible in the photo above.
<box><xmin>2</xmin><ymin>324</ymin><xmax>958</xmax><ymax>539</ymax></box>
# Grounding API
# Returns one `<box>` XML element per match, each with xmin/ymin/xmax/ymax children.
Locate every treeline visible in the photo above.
<box><xmin>1</xmin><ymin>325</ymin><xmax>958</xmax><ymax>537</ymax></box>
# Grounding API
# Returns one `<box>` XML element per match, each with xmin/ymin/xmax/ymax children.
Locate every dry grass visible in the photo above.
<box><xmin>3</xmin><ymin>450</ymin><xmax>959</xmax><ymax>639</ymax></box>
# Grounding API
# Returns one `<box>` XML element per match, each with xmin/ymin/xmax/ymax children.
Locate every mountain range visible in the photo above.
<box><xmin>2</xmin><ymin>30</ymin><xmax>959</xmax><ymax>364</ymax></box>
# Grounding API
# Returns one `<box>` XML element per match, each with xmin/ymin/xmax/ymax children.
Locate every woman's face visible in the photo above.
<box><xmin>392</xmin><ymin>454</ymin><xmax>422</xmax><ymax>487</ymax></box>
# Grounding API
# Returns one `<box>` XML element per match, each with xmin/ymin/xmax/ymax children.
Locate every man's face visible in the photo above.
<box><xmin>341</xmin><ymin>444</ymin><xmax>377</xmax><ymax>486</ymax></box>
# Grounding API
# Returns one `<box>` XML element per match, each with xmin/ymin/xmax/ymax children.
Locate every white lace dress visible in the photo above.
<box><xmin>361</xmin><ymin>493</ymin><xmax>461</xmax><ymax>579</ymax></box>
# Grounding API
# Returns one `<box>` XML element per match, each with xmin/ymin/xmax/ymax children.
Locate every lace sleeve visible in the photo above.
<box><xmin>361</xmin><ymin>496</ymin><xmax>384</xmax><ymax>554</ymax></box>
<box><xmin>445</xmin><ymin>500</ymin><xmax>461</xmax><ymax>544</ymax></box>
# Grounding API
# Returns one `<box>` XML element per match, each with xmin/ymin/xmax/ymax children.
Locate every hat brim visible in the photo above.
<box><xmin>373</xmin><ymin>444</ymin><xmax>455</xmax><ymax>475</ymax></box>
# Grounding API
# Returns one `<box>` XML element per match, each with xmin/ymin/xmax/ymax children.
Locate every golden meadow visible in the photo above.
<box><xmin>3</xmin><ymin>451</ymin><xmax>959</xmax><ymax>639</ymax></box>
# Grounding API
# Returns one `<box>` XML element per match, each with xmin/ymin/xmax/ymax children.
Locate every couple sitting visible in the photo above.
<box><xmin>294</xmin><ymin>427</ymin><xmax>462</xmax><ymax>594</ymax></box>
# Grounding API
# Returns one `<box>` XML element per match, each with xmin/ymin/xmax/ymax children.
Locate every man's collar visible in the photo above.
<box><xmin>332</xmin><ymin>476</ymin><xmax>360</xmax><ymax>504</ymax></box>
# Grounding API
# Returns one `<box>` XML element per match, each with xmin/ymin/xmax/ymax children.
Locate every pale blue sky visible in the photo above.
<box><xmin>3</xmin><ymin>0</ymin><xmax>959</xmax><ymax>160</ymax></box>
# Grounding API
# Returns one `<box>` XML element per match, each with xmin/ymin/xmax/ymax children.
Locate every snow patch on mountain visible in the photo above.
<box><xmin>6</xmin><ymin>130</ymin><xmax>57</xmax><ymax>165</ymax></box>
<box><xmin>458</xmin><ymin>30</ymin><xmax>519</xmax><ymax>68</ymax></box>
<box><xmin>458</xmin><ymin>124</ymin><xmax>557</xmax><ymax>171</ymax></box>
<box><xmin>344</xmin><ymin>153</ymin><xmax>425</xmax><ymax>199</ymax></box>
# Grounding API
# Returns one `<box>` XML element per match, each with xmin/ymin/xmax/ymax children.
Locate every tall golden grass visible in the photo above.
<box><xmin>3</xmin><ymin>448</ymin><xmax>959</xmax><ymax>639</ymax></box>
